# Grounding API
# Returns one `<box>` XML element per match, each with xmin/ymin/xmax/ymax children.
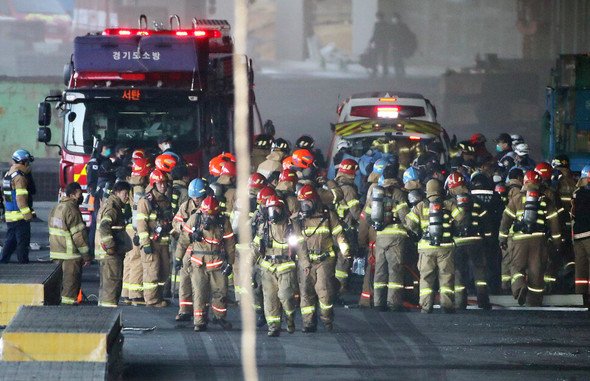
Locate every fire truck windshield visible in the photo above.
<box><xmin>63</xmin><ymin>99</ymin><xmax>203</xmax><ymax>155</ymax></box>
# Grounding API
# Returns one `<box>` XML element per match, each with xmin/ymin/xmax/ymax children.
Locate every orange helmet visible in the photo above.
<box><xmin>219</xmin><ymin>152</ymin><xmax>236</xmax><ymax>163</ymax></box>
<box><xmin>257</xmin><ymin>186</ymin><xmax>276</xmax><ymax>205</ymax></box>
<box><xmin>221</xmin><ymin>161</ymin><xmax>237</xmax><ymax>177</ymax></box>
<box><xmin>155</xmin><ymin>154</ymin><xmax>177</xmax><ymax>172</ymax></box>
<box><xmin>523</xmin><ymin>171</ymin><xmax>541</xmax><ymax>184</ymax></box>
<box><xmin>201</xmin><ymin>196</ymin><xmax>220</xmax><ymax>215</ymax></box>
<box><xmin>297</xmin><ymin>184</ymin><xmax>319</xmax><ymax>201</ymax></box>
<box><xmin>279</xmin><ymin>169</ymin><xmax>298</xmax><ymax>183</ymax></box>
<box><xmin>338</xmin><ymin>158</ymin><xmax>359</xmax><ymax>176</ymax></box>
<box><xmin>292</xmin><ymin>149</ymin><xmax>314</xmax><ymax>169</ymax></box>
<box><xmin>446</xmin><ymin>172</ymin><xmax>466</xmax><ymax>189</ymax></box>
<box><xmin>209</xmin><ymin>156</ymin><xmax>225</xmax><ymax>176</ymax></box>
<box><xmin>282</xmin><ymin>156</ymin><xmax>295</xmax><ymax>170</ymax></box>
<box><xmin>132</xmin><ymin>149</ymin><xmax>145</xmax><ymax>160</ymax></box>
<box><xmin>132</xmin><ymin>158</ymin><xmax>152</xmax><ymax>177</ymax></box>
<box><xmin>534</xmin><ymin>162</ymin><xmax>552</xmax><ymax>180</ymax></box>
<box><xmin>248</xmin><ymin>173</ymin><xmax>267</xmax><ymax>189</ymax></box>
<box><xmin>149</xmin><ymin>169</ymin><xmax>166</xmax><ymax>186</ymax></box>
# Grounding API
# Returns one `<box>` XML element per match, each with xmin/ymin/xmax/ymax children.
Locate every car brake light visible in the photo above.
<box><xmin>409</xmin><ymin>135</ymin><xmax>421</xmax><ymax>140</ymax></box>
<box><xmin>377</xmin><ymin>106</ymin><xmax>400</xmax><ymax>118</ymax></box>
<box><xmin>118</xmin><ymin>30</ymin><xmax>132</xmax><ymax>36</ymax></box>
<box><xmin>176</xmin><ymin>31</ymin><xmax>189</xmax><ymax>36</ymax></box>
<box><xmin>379</xmin><ymin>98</ymin><xmax>397</xmax><ymax>102</ymax></box>
<box><xmin>121</xmin><ymin>73</ymin><xmax>145</xmax><ymax>80</ymax></box>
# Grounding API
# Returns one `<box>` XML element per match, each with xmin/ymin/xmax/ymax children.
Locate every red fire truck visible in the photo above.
<box><xmin>38</xmin><ymin>16</ymin><xmax>260</xmax><ymax>221</ymax></box>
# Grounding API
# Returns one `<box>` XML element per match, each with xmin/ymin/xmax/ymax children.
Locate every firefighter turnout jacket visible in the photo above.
<box><xmin>136</xmin><ymin>189</ymin><xmax>174</xmax><ymax>248</ymax></box>
<box><xmin>48</xmin><ymin>197</ymin><xmax>90</xmax><ymax>261</ymax></box>
<box><xmin>3</xmin><ymin>163</ymin><xmax>33</xmax><ymax>222</ymax></box>
<box><xmin>95</xmin><ymin>194</ymin><xmax>129</xmax><ymax>258</ymax></box>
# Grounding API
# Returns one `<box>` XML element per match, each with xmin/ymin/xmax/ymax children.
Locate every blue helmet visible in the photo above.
<box><xmin>403</xmin><ymin>167</ymin><xmax>420</xmax><ymax>184</ymax></box>
<box><xmin>373</xmin><ymin>157</ymin><xmax>394</xmax><ymax>175</ymax></box>
<box><xmin>12</xmin><ymin>149</ymin><xmax>33</xmax><ymax>164</ymax></box>
<box><xmin>188</xmin><ymin>178</ymin><xmax>209</xmax><ymax>198</ymax></box>
<box><xmin>581</xmin><ymin>165</ymin><xmax>590</xmax><ymax>179</ymax></box>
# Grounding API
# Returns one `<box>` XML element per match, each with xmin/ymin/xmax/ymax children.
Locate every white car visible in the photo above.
<box><xmin>337</xmin><ymin>91</ymin><xmax>438</xmax><ymax>123</ymax></box>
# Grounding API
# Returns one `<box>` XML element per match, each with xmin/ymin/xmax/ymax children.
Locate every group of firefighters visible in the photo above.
<box><xmin>5</xmin><ymin>129</ymin><xmax>590</xmax><ymax>335</ymax></box>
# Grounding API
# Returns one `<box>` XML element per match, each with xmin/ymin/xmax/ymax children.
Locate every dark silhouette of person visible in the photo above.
<box><xmin>370</xmin><ymin>12</ymin><xmax>391</xmax><ymax>77</ymax></box>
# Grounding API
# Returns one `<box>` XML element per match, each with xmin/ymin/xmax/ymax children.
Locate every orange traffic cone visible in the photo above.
<box><xmin>77</xmin><ymin>289</ymin><xmax>83</xmax><ymax>304</ymax></box>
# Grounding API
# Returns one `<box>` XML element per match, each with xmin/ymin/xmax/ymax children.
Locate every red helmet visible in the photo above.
<box><xmin>338</xmin><ymin>158</ymin><xmax>359</xmax><ymax>176</ymax></box>
<box><xmin>155</xmin><ymin>154</ymin><xmax>177</xmax><ymax>172</ymax></box>
<box><xmin>149</xmin><ymin>169</ymin><xmax>166</xmax><ymax>186</ymax></box>
<box><xmin>523</xmin><ymin>171</ymin><xmax>541</xmax><ymax>184</ymax></box>
<box><xmin>132</xmin><ymin>149</ymin><xmax>145</xmax><ymax>160</ymax></box>
<box><xmin>279</xmin><ymin>169</ymin><xmax>298</xmax><ymax>183</ymax></box>
<box><xmin>201</xmin><ymin>196</ymin><xmax>220</xmax><ymax>215</ymax></box>
<box><xmin>266</xmin><ymin>194</ymin><xmax>284</xmax><ymax>208</ymax></box>
<box><xmin>534</xmin><ymin>162</ymin><xmax>552</xmax><ymax>180</ymax></box>
<box><xmin>470</xmin><ymin>133</ymin><xmax>486</xmax><ymax>145</ymax></box>
<box><xmin>132</xmin><ymin>158</ymin><xmax>153</xmax><ymax>177</ymax></box>
<box><xmin>446</xmin><ymin>172</ymin><xmax>466</xmax><ymax>189</ymax></box>
<box><xmin>221</xmin><ymin>161</ymin><xmax>237</xmax><ymax>177</ymax></box>
<box><xmin>297</xmin><ymin>184</ymin><xmax>319</xmax><ymax>201</ymax></box>
<box><xmin>248</xmin><ymin>173</ymin><xmax>267</xmax><ymax>189</ymax></box>
<box><xmin>292</xmin><ymin>149</ymin><xmax>314</xmax><ymax>169</ymax></box>
<box><xmin>257</xmin><ymin>186</ymin><xmax>276</xmax><ymax>205</ymax></box>
<box><xmin>282</xmin><ymin>156</ymin><xmax>295</xmax><ymax>170</ymax></box>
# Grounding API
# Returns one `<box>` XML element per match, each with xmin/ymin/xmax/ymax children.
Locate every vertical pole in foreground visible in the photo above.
<box><xmin>234</xmin><ymin>1</ymin><xmax>258</xmax><ymax>380</ymax></box>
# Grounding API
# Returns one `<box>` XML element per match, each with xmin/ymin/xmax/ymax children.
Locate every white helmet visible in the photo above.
<box><xmin>337</xmin><ymin>139</ymin><xmax>352</xmax><ymax>151</ymax></box>
<box><xmin>511</xmin><ymin>134</ymin><xmax>524</xmax><ymax>146</ymax></box>
<box><xmin>514</xmin><ymin>143</ymin><xmax>529</xmax><ymax>157</ymax></box>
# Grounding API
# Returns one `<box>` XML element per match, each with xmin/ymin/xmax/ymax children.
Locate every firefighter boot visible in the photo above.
<box><xmin>175</xmin><ymin>313</ymin><xmax>191</xmax><ymax>322</ymax></box>
<box><xmin>286</xmin><ymin>315</ymin><xmax>295</xmax><ymax>334</ymax></box>
<box><xmin>256</xmin><ymin>312</ymin><xmax>267</xmax><ymax>328</ymax></box>
<box><xmin>212</xmin><ymin>317</ymin><xmax>232</xmax><ymax>330</ymax></box>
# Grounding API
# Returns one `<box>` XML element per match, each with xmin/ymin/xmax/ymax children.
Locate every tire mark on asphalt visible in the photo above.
<box><xmin>257</xmin><ymin>330</ymin><xmax>287</xmax><ymax>381</ymax></box>
<box><xmin>379</xmin><ymin>312</ymin><xmax>447</xmax><ymax>381</ymax></box>
<box><xmin>182</xmin><ymin>329</ymin><xmax>216</xmax><ymax>380</ymax></box>
<box><xmin>359</xmin><ymin>309</ymin><xmax>417</xmax><ymax>380</ymax></box>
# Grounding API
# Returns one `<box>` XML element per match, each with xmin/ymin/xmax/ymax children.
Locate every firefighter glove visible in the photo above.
<box><xmin>143</xmin><ymin>244</ymin><xmax>153</xmax><ymax>254</ymax></box>
<box><xmin>221</xmin><ymin>263</ymin><xmax>233</xmax><ymax>277</ymax></box>
<box><xmin>174</xmin><ymin>257</ymin><xmax>183</xmax><ymax>271</ymax></box>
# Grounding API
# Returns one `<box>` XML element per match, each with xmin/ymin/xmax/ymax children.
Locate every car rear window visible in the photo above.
<box><xmin>350</xmin><ymin>105</ymin><xmax>426</xmax><ymax>119</ymax></box>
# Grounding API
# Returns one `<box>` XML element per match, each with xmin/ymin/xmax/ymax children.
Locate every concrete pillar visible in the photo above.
<box><xmin>276</xmin><ymin>0</ymin><xmax>307</xmax><ymax>61</ymax></box>
<box><xmin>352</xmin><ymin>0</ymin><xmax>378</xmax><ymax>56</ymax></box>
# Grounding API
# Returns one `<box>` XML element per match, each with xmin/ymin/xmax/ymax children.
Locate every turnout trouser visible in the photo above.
<box><xmin>98</xmin><ymin>254</ymin><xmax>124</xmax><ymax>307</ymax></box>
<box><xmin>53</xmin><ymin>258</ymin><xmax>82</xmax><ymax>305</ymax></box>
<box><xmin>574</xmin><ymin>238</ymin><xmax>590</xmax><ymax>295</ymax></box>
<box><xmin>373</xmin><ymin>235</ymin><xmax>406</xmax><ymax>308</ymax></box>
<box><xmin>261</xmin><ymin>261</ymin><xmax>297</xmax><ymax>332</ymax></box>
<box><xmin>510</xmin><ymin>236</ymin><xmax>547</xmax><ymax>307</ymax></box>
<box><xmin>299</xmin><ymin>258</ymin><xmax>336</xmax><ymax>327</ymax></box>
<box><xmin>142</xmin><ymin>243</ymin><xmax>167</xmax><ymax>305</ymax></box>
<box><xmin>418</xmin><ymin>247</ymin><xmax>455</xmax><ymax>311</ymax></box>
<box><xmin>454</xmin><ymin>242</ymin><xmax>489</xmax><ymax>309</ymax></box>
<box><xmin>0</xmin><ymin>220</ymin><xmax>30</xmax><ymax>263</ymax></box>
<box><xmin>178</xmin><ymin>254</ymin><xmax>193</xmax><ymax>314</ymax></box>
<box><xmin>189</xmin><ymin>255</ymin><xmax>228</xmax><ymax>326</ymax></box>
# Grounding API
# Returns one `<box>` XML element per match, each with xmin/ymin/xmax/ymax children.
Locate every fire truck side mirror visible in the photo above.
<box><xmin>38</xmin><ymin>102</ymin><xmax>52</xmax><ymax>126</ymax></box>
<box><xmin>37</xmin><ymin>127</ymin><xmax>52</xmax><ymax>143</ymax></box>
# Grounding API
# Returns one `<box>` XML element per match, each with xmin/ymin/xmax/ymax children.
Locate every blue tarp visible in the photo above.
<box><xmin>73</xmin><ymin>35</ymin><xmax>201</xmax><ymax>72</ymax></box>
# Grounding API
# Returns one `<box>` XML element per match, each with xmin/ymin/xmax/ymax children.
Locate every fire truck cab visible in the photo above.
<box><xmin>38</xmin><ymin>16</ymin><xmax>259</xmax><ymax>221</ymax></box>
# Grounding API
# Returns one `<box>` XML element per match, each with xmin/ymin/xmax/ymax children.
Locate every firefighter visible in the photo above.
<box><xmin>258</xmin><ymin>138</ymin><xmax>290</xmax><ymax>179</ymax></box>
<box><xmin>291</xmin><ymin>148</ymin><xmax>343</xmax><ymax>210</ymax></box>
<box><xmin>551</xmin><ymin>154</ymin><xmax>577</xmax><ymax>275</ymax></box>
<box><xmin>295</xmin><ymin>184</ymin><xmax>349</xmax><ymax>332</ymax></box>
<box><xmin>173</xmin><ymin>178</ymin><xmax>209</xmax><ymax>321</ymax></box>
<box><xmin>275</xmin><ymin>169</ymin><xmax>300</xmax><ymax>219</ymax></box>
<box><xmin>95</xmin><ymin>181</ymin><xmax>131</xmax><ymax>307</ymax></box>
<box><xmin>571</xmin><ymin>165</ymin><xmax>590</xmax><ymax>305</ymax></box>
<box><xmin>251</xmin><ymin>186</ymin><xmax>277</xmax><ymax>327</ymax></box>
<box><xmin>446</xmin><ymin>172</ymin><xmax>491</xmax><ymax>310</ymax></box>
<box><xmin>211</xmin><ymin>161</ymin><xmax>237</xmax><ymax>222</ymax></box>
<box><xmin>154</xmin><ymin>153</ymin><xmax>178</xmax><ymax>195</ymax></box>
<box><xmin>1</xmin><ymin>149</ymin><xmax>35</xmax><ymax>264</ymax></box>
<box><xmin>251</xmin><ymin>134</ymin><xmax>274</xmax><ymax>173</ymax></box>
<box><xmin>499</xmin><ymin>168</ymin><xmax>524</xmax><ymax>292</ymax></box>
<box><xmin>357</xmin><ymin>157</ymin><xmax>396</xmax><ymax>307</ymax></box>
<box><xmin>48</xmin><ymin>182</ymin><xmax>91</xmax><ymax>305</ymax></box>
<box><xmin>176</xmin><ymin>196</ymin><xmax>235</xmax><ymax>331</ymax></box>
<box><xmin>535</xmin><ymin>162</ymin><xmax>564</xmax><ymax>292</ymax></box>
<box><xmin>294</xmin><ymin>135</ymin><xmax>326</xmax><ymax>171</ymax></box>
<box><xmin>334</xmin><ymin>158</ymin><xmax>362</xmax><ymax>293</ymax></box>
<box><xmin>499</xmin><ymin>171</ymin><xmax>561</xmax><ymax>307</ymax></box>
<box><xmin>122</xmin><ymin>158</ymin><xmax>152</xmax><ymax>306</ymax></box>
<box><xmin>405</xmin><ymin>179</ymin><xmax>464</xmax><ymax>314</ymax></box>
<box><xmin>169</xmin><ymin>164</ymin><xmax>190</xmax><ymax>292</ymax></box>
<box><xmin>136</xmin><ymin>169</ymin><xmax>174</xmax><ymax>307</ymax></box>
<box><xmin>370</xmin><ymin>165</ymin><xmax>411</xmax><ymax>311</ymax></box>
<box><xmin>253</xmin><ymin>195</ymin><xmax>298</xmax><ymax>336</ymax></box>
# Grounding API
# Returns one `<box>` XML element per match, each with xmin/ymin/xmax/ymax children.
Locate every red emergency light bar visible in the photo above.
<box><xmin>102</xmin><ymin>28</ymin><xmax>222</xmax><ymax>38</ymax></box>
